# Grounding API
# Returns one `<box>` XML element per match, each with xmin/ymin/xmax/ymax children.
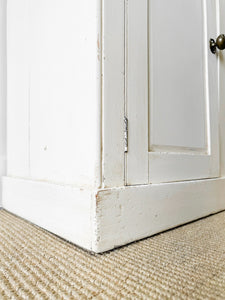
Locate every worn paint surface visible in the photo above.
<box><xmin>93</xmin><ymin>178</ymin><xmax>225</xmax><ymax>252</ymax></box>
<box><xmin>7</xmin><ymin>0</ymin><xmax>102</xmax><ymax>188</ymax></box>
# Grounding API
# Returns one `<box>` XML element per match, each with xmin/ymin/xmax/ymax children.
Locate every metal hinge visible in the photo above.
<box><xmin>124</xmin><ymin>116</ymin><xmax>128</xmax><ymax>153</ymax></box>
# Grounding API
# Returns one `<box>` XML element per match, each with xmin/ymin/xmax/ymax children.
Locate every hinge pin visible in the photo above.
<box><xmin>124</xmin><ymin>116</ymin><xmax>128</xmax><ymax>153</ymax></box>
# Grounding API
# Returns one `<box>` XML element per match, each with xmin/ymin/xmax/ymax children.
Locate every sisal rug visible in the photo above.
<box><xmin>0</xmin><ymin>209</ymin><xmax>225</xmax><ymax>299</ymax></box>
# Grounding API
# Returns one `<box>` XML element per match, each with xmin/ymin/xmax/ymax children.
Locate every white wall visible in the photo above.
<box><xmin>7</xmin><ymin>0</ymin><xmax>102</xmax><ymax>189</ymax></box>
<box><xmin>0</xmin><ymin>0</ymin><xmax>6</xmax><ymax>206</ymax></box>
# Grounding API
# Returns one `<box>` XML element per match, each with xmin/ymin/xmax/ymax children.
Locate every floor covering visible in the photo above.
<box><xmin>0</xmin><ymin>209</ymin><xmax>225</xmax><ymax>299</ymax></box>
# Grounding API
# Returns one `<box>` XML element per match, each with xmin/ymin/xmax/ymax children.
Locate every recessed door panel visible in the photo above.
<box><xmin>149</xmin><ymin>0</ymin><xmax>206</xmax><ymax>151</ymax></box>
<box><xmin>126</xmin><ymin>0</ymin><xmax>220</xmax><ymax>184</ymax></box>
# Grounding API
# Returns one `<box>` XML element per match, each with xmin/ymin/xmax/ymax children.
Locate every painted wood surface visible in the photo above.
<box><xmin>7</xmin><ymin>0</ymin><xmax>102</xmax><ymax>188</ymax></box>
<box><xmin>149</xmin><ymin>0</ymin><xmax>207</xmax><ymax>150</ymax></box>
<box><xmin>3</xmin><ymin>0</ymin><xmax>225</xmax><ymax>253</ymax></box>
<box><xmin>7</xmin><ymin>0</ymin><xmax>30</xmax><ymax>178</ymax></box>
<box><xmin>95</xmin><ymin>177</ymin><xmax>225</xmax><ymax>252</ymax></box>
<box><xmin>2</xmin><ymin>176</ymin><xmax>95</xmax><ymax>251</ymax></box>
<box><xmin>126</xmin><ymin>0</ymin><xmax>220</xmax><ymax>184</ymax></box>
<box><xmin>102</xmin><ymin>0</ymin><xmax>125</xmax><ymax>188</ymax></box>
<box><xmin>3</xmin><ymin>176</ymin><xmax>225</xmax><ymax>253</ymax></box>
<box><xmin>125</xmin><ymin>0</ymin><xmax>149</xmax><ymax>185</ymax></box>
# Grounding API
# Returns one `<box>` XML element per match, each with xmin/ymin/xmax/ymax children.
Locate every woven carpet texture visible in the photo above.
<box><xmin>0</xmin><ymin>209</ymin><xmax>225</xmax><ymax>299</ymax></box>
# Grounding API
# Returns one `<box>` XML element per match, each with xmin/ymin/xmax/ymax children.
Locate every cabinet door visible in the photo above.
<box><xmin>126</xmin><ymin>0</ymin><xmax>220</xmax><ymax>184</ymax></box>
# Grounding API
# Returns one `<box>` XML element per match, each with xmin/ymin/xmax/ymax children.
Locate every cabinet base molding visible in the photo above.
<box><xmin>2</xmin><ymin>176</ymin><xmax>225</xmax><ymax>253</ymax></box>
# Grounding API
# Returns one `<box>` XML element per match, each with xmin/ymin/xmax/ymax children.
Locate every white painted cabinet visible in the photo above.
<box><xmin>3</xmin><ymin>0</ymin><xmax>225</xmax><ymax>253</ymax></box>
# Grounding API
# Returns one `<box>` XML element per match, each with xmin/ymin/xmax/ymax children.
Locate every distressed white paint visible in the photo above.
<box><xmin>126</xmin><ymin>0</ymin><xmax>220</xmax><ymax>184</ymax></box>
<box><xmin>7</xmin><ymin>0</ymin><xmax>30</xmax><ymax>177</ymax></box>
<box><xmin>95</xmin><ymin>177</ymin><xmax>225</xmax><ymax>252</ymax></box>
<box><xmin>3</xmin><ymin>176</ymin><xmax>225</xmax><ymax>253</ymax></box>
<box><xmin>2</xmin><ymin>176</ymin><xmax>95</xmax><ymax>251</ymax></box>
<box><xmin>7</xmin><ymin>0</ymin><xmax>102</xmax><ymax>188</ymax></box>
<box><xmin>125</xmin><ymin>0</ymin><xmax>149</xmax><ymax>185</ymax></box>
<box><xmin>3</xmin><ymin>0</ymin><xmax>225</xmax><ymax>253</ymax></box>
<box><xmin>102</xmin><ymin>0</ymin><xmax>125</xmax><ymax>188</ymax></box>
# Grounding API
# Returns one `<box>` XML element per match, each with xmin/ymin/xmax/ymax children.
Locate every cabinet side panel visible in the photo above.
<box><xmin>7</xmin><ymin>0</ymin><xmax>30</xmax><ymax>177</ymax></box>
<box><xmin>7</xmin><ymin>0</ymin><xmax>102</xmax><ymax>188</ymax></box>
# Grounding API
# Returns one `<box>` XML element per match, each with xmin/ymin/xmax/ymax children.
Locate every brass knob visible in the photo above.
<box><xmin>210</xmin><ymin>34</ymin><xmax>225</xmax><ymax>54</ymax></box>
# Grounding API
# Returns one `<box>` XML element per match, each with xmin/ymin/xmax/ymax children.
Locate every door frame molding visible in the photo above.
<box><xmin>125</xmin><ymin>0</ymin><xmax>149</xmax><ymax>185</ymax></box>
<box><xmin>102</xmin><ymin>0</ymin><xmax>225</xmax><ymax>186</ymax></box>
<box><xmin>101</xmin><ymin>0</ymin><xmax>125</xmax><ymax>188</ymax></box>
